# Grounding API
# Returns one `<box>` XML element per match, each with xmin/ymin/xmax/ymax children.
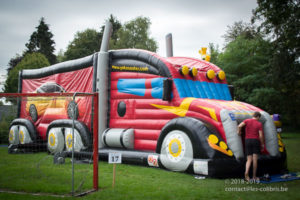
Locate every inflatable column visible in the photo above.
<box><xmin>165</xmin><ymin>33</ymin><xmax>173</xmax><ymax>57</ymax></box>
<box><xmin>97</xmin><ymin>21</ymin><xmax>112</xmax><ymax>148</ymax></box>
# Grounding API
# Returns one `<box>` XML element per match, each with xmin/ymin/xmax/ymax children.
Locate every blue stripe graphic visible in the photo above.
<box><xmin>117</xmin><ymin>79</ymin><xmax>146</xmax><ymax>96</ymax></box>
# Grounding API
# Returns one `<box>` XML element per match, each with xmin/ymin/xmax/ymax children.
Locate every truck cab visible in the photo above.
<box><xmin>103</xmin><ymin>49</ymin><xmax>285</xmax><ymax>175</ymax></box>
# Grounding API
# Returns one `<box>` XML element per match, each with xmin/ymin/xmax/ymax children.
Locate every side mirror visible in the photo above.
<box><xmin>228</xmin><ymin>85</ymin><xmax>234</xmax><ymax>99</ymax></box>
<box><xmin>162</xmin><ymin>79</ymin><xmax>172</xmax><ymax>101</ymax></box>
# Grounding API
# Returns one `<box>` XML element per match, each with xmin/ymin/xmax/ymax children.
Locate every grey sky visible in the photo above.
<box><xmin>0</xmin><ymin>0</ymin><xmax>258</xmax><ymax>87</ymax></box>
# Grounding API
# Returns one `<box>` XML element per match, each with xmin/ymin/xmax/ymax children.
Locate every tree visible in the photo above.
<box><xmin>63</xmin><ymin>15</ymin><xmax>122</xmax><ymax>61</ymax></box>
<box><xmin>217</xmin><ymin>35</ymin><xmax>279</xmax><ymax>112</ymax></box>
<box><xmin>56</xmin><ymin>49</ymin><xmax>65</xmax><ymax>63</ymax></box>
<box><xmin>63</xmin><ymin>29</ymin><xmax>101</xmax><ymax>61</ymax></box>
<box><xmin>25</xmin><ymin>17</ymin><xmax>57</xmax><ymax>64</ymax></box>
<box><xmin>222</xmin><ymin>21</ymin><xmax>260</xmax><ymax>46</ymax></box>
<box><xmin>252</xmin><ymin>0</ymin><xmax>300</xmax><ymax>127</ymax></box>
<box><xmin>208</xmin><ymin>43</ymin><xmax>220</xmax><ymax>64</ymax></box>
<box><xmin>6</xmin><ymin>54</ymin><xmax>23</xmax><ymax>73</ymax></box>
<box><xmin>63</xmin><ymin>15</ymin><xmax>158</xmax><ymax>61</ymax></box>
<box><xmin>113</xmin><ymin>16</ymin><xmax>158</xmax><ymax>52</ymax></box>
<box><xmin>4</xmin><ymin>53</ymin><xmax>50</xmax><ymax>93</ymax></box>
<box><xmin>252</xmin><ymin>0</ymin><xmax>299</xmax><ymax>59</ymax></box>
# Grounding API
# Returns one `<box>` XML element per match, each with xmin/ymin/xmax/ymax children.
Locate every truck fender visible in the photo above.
<box><xmin>156</xmin><ymin>117</ymin><xmax>230</xmax><ymax>159</ymax></box>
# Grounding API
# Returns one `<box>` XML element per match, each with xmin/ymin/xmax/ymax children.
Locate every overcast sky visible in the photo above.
<box><xmin>0</xmin><ymin>0</ymin><xmax>258</xmax><ymax>83</ymax></box>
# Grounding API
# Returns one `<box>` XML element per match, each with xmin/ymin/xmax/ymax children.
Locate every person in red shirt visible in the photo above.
<box><xmin>238</xmin><ymin>111</ymin><xmax>264</xmax><ymax>181</ymax></box>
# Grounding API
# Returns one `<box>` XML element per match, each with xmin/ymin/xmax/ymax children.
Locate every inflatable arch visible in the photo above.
<box><xmin>9</xmin><ymin>23</ymin><xmax>287</xmax><ymax>178</ymax></box>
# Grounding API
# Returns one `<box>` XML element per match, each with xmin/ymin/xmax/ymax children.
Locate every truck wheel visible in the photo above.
<box><xmin>67</xmin><ymin>101</ymin><xmax>79</xmax><ymax>120</ymax></box>
<box><xmin>160</xmin><ymin>129</ymin><xmax>193</xmax><ymax>171</ymax></box>
<box><xmin>9</xmin><ymin>125</ymin><xmax>19</xmax><ymax>145</ymax></box>
<box><xmin>46</xmin><ymin>119</ymin><xmax>92</xmax><ymax>152</ymax></box>
<box><xmin>65</xmin><ymin>128</ymin><xmax>85</xmax><ymax>152</ymax></box>
<box><xmin>19</xmin><ymin>125</ymin><xmax>33</xmax><ymax>144</ymax></box>
<box><xmin>157</xmin><ymin>117</ymin><xmax>229</xmax><ymax>172</ymax></box>
<box><xmin>29</xmin><ymin>104</ymin><xmax>38</xmax><ymax>122</ymax></box>
<box><xmin>10</xmin><ymin>119</ymin><xmax>37</xmax><ymax>143</ymax></box>
<box><xmin>47</xmin><ymin>128</ymin><xmax>64</xmax><ymax>154</ymax></box>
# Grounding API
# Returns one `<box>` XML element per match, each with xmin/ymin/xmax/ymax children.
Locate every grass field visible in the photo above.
<box><xmin>0</xmin><ymin>132</ymin><xmax>299</xmax><ymax>200</ymax></box>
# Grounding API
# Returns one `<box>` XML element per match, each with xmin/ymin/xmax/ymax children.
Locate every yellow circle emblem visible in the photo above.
<box><xmin>181</xmin><ymin>66</ymin><xmax>189</xmax><ymax>75</ymax></box>
<box><xmin>217</xmin><ymin>71</ymin><xmax>226</xmax><ymax>81</ymax></box>
<box><xmin>19</xmin><ymin>130</ymin><xmax>24</xmax><ymax>143</ymax></box>
<box><xmin>191</xmin><ymin>67</ymin><xmax>198</xmax><ymax>77</ymax></box>
<box><xmin>168</xmin><ymin>138</ymin><xmax>182</xmax><ymax>158</ymax></box>
<box><xmin>279</xmin><ymin>147</ymin><xmax>284</xmax><ymax>152</ymax></box>
<box><xmin>206</xmin><ymin>69</ymin><xmax>215</xmax><ymax>80</ymax></box>
<box><xmin>66</xmin><ymin>134</ymin><xmax>73</xmax><ymax>148</ymax></box>
<box><xmin>208</xmin><ymin>134</ymin><xmax>219</xmax><ymax>144</ymax></box>
<box><xmin>219</xmin><ymin>141</ymin><xmax>228</xmax><ymax>150</ymax></box>
<box><xmin>49</xmin><ymin>133</ymin><xmax>56</xmax><ymax>147</ymax></box>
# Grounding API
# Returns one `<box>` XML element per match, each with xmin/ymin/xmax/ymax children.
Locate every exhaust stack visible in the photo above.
<box><xmin>97</xmin><ymin>21</ymin><xmax>112</xmax><ymax>148</ymax></box>
<box><xmin>165</xmin><ymin>33</ymin><xmax>173</xmax><ymax>57</ymax></box>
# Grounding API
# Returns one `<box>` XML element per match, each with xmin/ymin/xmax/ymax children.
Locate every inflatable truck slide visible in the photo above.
<box><xmin>8</xmin><ymin>22</ymin><xmax>287</xmax><ymax>178</ymax></box>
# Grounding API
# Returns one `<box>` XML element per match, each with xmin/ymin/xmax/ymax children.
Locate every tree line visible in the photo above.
<box><xmin>3</xmin><ymin>0</ymin><xmax>300</xmax><ymax>129</ymax></box>
<box><xmin>4</xmin><ymin>15</ymin><xmax>157</xmax><ymax>93</ymax></box>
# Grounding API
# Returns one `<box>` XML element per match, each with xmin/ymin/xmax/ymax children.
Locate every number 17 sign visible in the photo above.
<box><xmin>108</xmin><ymin>152</ymin><xmax>122</xmax><ymax>188</ymax></box>
<box><xmin>109</xmin><ymin>152</ymin><xmax>122</xmax><ymax>164</ymax></box>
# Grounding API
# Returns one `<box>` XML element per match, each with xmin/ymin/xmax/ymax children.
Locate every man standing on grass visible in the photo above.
<box><xmin>237</xmin><ymin>111</ymin><xmax>264</xmax><ymax>181</ymax></box>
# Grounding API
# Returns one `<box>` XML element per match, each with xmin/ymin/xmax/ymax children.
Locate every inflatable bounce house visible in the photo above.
<box><xmin>8</xmin><ymin>22</ymin><xmax>287</xmax><ymax>177</ymax></box>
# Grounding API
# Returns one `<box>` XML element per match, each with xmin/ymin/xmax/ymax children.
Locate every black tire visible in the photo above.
<box><xmin>29</xmin><ymin>104</ymin><xmax>38</xmax><ymax>122</ymax></box>
<box><xmin>67</xmin><ymin>100</ymin><xmax>79</xmax><ymax>120</ymax></box>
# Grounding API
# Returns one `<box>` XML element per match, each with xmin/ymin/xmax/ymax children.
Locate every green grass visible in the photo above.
<box><xmin>0</xmin><ymin>152</ymin><xmax>93</xmax><ymax>194</ymax></box>
<box><xmin>0</xmin><ymin>132</ymin><xmax>300</xmax><ymax>200</ymax></box>
<box><xmin>281</xmin><ymin>132</ymin><xmax>300</xmax><ymax>172</ymax></box>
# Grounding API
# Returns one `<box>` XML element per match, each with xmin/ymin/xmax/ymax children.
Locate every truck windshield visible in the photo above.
<box><xmin>174</xmin><ymin>79</ymin><xmax>232</xmax><ymax>100</ymax></box>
